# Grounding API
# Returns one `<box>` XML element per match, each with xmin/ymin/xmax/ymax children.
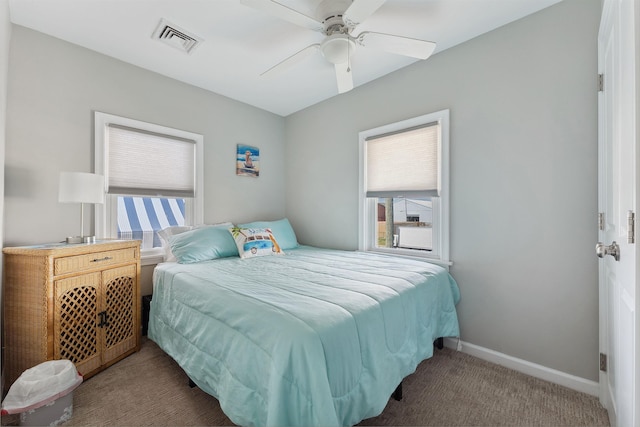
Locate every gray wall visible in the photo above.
<box><xmin>1</xmin><ymin>3</ymin><xmax>9</xmax><ymax>236</ymax></box>
<box><xmin>1</xmin><ymin>0</ymin><xmax>11</xmax><ymax>394</ymax></box>
<box><xmin>4</xmin><ymin>25</ymin><xmax>286</xmax><ymax>247</ymax></box>
<box><xmin>285</xmin><ymin>0</ymin><xmax>601</xmax><ymax>381</ymax></box>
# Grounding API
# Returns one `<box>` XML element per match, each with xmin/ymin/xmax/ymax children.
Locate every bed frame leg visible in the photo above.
<box><xmin>434</xmin><ymin>337</ymin><xmax>444</xmax><ymax>350</ymax></box>
<box><xmin>392</xmin><ymin>381</ymin><xmax>403</xmax><ymax>401</ymax></box>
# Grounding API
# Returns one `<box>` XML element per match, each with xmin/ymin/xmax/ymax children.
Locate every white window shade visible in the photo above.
<box><xmin>107</xmin><ymin>124</ymin><xmax>195</xmax><ymax>197</ymax></box>
<box><xmin>366</xmin><ymin>123</ymin><xmax>440</xmax><ymax>198</ymax></box>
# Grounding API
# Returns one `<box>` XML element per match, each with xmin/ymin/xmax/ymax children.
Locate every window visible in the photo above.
<box><xmin>95</xmin><ymin>112</ymin><xmax>203</xmax><ymax>263</ymax></box>
<box><xmin>359</xmin><ymin>110</ymin><xmax>450</xmax><ymax>264</ymax></box>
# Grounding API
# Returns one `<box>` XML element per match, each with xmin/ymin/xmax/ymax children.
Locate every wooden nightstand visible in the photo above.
<box><xmin>2</xmin><ymin>240</ymin><xmax>141</xmax><ymax>392</ymax></box>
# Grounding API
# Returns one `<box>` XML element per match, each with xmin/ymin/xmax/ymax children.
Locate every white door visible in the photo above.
<box><xmin>597</xmin><ymin>1</ymin><xmax>637</xmax><ymax>426</ymax></box>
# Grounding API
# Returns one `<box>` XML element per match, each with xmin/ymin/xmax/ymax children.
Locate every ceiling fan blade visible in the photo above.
<box><xmin>357</xmin><ymin>31</ymin><xmax>436</xmax><ymax>60</ymax></box>
<box><xmin>240</xmin><ymin>0</ymin><xmax>323</xmax><ymax>31</ymax></box>
<box><xmin>261</xmin><ymin>44</ymin><xmax>320</xmax><ymax>78</ymax></box>
<box><xmin>335</xmin><ymin>63</ymin><xmax>354</xmax><ymax>94</ymax></box>
<box><xmin>343</xmin><ymin>0</ymin><xmax>386</xmax><ymax>27</ymax></box>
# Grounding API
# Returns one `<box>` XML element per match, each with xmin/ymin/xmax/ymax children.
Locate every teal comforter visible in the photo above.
<box><xmin>148</xmin><ymin>246</ymin><xmax>460</xmax><ymax>426</ymax></box>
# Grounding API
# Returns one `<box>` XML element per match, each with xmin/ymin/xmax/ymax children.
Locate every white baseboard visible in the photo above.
<box><xmin>443</xmin><ymin>338</ymin><xmax>599</xmax><ymax>396</ymax></box>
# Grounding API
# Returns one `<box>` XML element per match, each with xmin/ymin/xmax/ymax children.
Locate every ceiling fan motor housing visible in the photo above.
<box><xmin>316</xmin><ymin>0</ymin><xmax>352</xmax><ymax>25</ymax></box>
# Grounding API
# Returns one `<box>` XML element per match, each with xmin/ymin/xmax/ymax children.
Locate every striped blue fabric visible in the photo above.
<box><xmin>117</xmin><ymin>196</ymin><xmax>185</xmax><ymax>249</ymax></box>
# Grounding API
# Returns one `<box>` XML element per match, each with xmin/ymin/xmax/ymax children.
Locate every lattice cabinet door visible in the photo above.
<box><xmin>54</xmin><ymin>272</ymin><xmax>104</xmax><ymax>377</ymax></box>
<box><xmin>102</xmin><ymin>264</ymin><xmax>138</xmax><ymax>365</ymax></box>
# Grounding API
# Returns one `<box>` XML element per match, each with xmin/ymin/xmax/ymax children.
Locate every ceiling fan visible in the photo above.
<box><xmin>241</xmin><ymin>0</ymin><xmax>436</xmax><ymax>93</ymax></box>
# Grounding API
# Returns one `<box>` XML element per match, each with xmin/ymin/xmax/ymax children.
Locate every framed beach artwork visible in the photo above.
<box><xmin>236</xmin><ymin>144</ymin><xmax>260</xmax><ymax>177</ymax></box>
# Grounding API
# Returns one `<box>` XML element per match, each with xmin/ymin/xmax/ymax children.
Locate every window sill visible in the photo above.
<box><xmin>141</xmin><ymin>249</ymin><xmax>165</xmax><ymax>266</ymax></box>
<box><xmin>363</xmin><ymin>248</ymin><xmax>453</xmax><ymax>268</ymax></box>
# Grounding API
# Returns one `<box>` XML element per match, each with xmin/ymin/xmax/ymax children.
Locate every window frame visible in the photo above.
<box><xmin>358</xmin><ymin>109</ymin><xmax>450</xmax><ymax>265</ymax></box>
<box><xmin>94</xmin><ymin>112</ymin><xmax>204</xmax><ymax>265</ymax></box>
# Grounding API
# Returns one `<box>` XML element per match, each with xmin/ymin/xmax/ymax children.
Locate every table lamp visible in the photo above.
<box><xmin>59</xmin><ymin>172</ymin><xmax>105</xmax><ymax>244</ymax></box>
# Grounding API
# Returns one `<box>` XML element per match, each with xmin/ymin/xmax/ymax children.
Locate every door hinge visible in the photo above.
<box><xmin>600</xmin><ymin>352</ymin><xmax>607</xmax><ymax>372</ymax></box>
<box><xmin>598</xmin><ymin>212</ymin><xmax>605</xmax><ymax>231</ymax></box>
<box><xmin>598</xmin><ymin>73</ymin><xmax>604</xmax><ymax>92</ymax></box>
<box><xmin>628</xmin><ymin>210</ymin><xmax>635</xmax><ymax>244</ymax></box>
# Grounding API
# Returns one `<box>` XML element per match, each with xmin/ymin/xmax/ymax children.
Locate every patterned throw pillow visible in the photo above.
<box><xmin>237</xmin><ymin>218</ymin><xmax>299</xmax><ymax>250</ymax></box>
<box><xmin>228</xmin><ymin>226</ymin><xmax>284</xmax><ymax>259</ymax></box>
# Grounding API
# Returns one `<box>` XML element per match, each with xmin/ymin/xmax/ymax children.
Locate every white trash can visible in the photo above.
<box><xmin>1</xmin><ymin>360</ymin><xmax>83</xmax><ymax>426</ymax></box>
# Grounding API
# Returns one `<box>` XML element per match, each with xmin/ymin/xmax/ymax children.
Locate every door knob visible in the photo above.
<box><xmin>596</xmin><ymin>241</ymin><xmax>620</xmax><ymax>261</ymax></box>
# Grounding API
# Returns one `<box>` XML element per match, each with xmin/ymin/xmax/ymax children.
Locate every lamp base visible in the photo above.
<box><xmin>65</xmin><ymin>236</ymin><xmax>97</xmax><ymax>244</ymax></box>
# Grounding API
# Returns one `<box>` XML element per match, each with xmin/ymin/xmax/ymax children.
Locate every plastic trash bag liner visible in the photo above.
<box><xmin>1</xmin><ymin>360</ymin><xmax>83</xmax><ymax>415</ymax></box>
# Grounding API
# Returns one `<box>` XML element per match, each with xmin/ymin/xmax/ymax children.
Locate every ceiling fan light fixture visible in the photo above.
<box><xmin>320</xmin><ymin>33</ymin><xmax>355</xmax><ymax>64</ymax></box>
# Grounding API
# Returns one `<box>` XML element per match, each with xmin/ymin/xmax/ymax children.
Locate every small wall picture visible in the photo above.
<box><xmin>236</xmin><ymin>144</ymin><xmax>260</xmax><ymax>177</ymax></box>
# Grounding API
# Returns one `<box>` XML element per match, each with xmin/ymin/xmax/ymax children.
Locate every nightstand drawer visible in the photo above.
<box><xmin>55</xmin><ymin>248</ymin><xmax>137</xmax><ymax>276</ymax></box>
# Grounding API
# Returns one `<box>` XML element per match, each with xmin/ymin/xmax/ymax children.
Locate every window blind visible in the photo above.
<box><xmin>107</xmin><ymin>124</ymin><xmax>196</xmax><ymax>197</ymax></box>
<box><xmin>366</xmin><ymin>122</ymin><xmax>439</xmax><ymax>198</ymax></box>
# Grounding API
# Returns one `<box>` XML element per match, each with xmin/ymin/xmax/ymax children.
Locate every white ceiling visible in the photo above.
<box><xmin>8</xmin><ymin>0</ymin><xmax>562</xmax><ymax>116</ymax></box>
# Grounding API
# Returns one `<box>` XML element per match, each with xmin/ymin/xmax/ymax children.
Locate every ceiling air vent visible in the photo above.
<box><xmin>152</xmin><ymin>19</ymin><xmax>203</xmax><ymax>54</ymax></box>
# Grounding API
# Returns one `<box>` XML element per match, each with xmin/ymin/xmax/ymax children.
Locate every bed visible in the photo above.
<box><xmin>148</xmin><ymin>220</ymin><xmax>460</xmax><ymax>427</ymax></box>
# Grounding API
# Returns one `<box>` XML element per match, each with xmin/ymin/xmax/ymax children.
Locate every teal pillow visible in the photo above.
<box><xmin>168</xmin><ymin>225</ymin><xmax>239</xmax><ymax>264</ymax></box>
<box><xmin>238</xmin><ymin>218</ymin><xmax>299</xmax><ymax>250</ymax></box>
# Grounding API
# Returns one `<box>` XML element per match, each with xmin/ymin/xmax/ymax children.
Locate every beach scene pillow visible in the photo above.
<box><xmin>238</xmin><ymin>218</ymin><xmax>299</xmax><ymax>250</ymax></box>
<box><xmin>229</xmin><ymin>226</ymin><xmax>284</xmax><ymax>259</ymax></box>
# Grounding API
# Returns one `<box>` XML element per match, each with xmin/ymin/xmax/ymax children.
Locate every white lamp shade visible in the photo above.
<box><xmin>59</xmin><ymin>172</ymin><xmax>105</xmax><ymax>204</ymax></box>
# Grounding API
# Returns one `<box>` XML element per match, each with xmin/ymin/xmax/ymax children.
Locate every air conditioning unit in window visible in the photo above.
<box><xmin>398</xmin><ymin>226</ymin><xmax>432</xmax><ymax>250</ymax></box>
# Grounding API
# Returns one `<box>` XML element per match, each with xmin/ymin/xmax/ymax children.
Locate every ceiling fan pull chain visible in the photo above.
<box><xmin>347</xmin><ymin>37</ymin><xmax>351</xmax><ymax>72</ymax></box>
